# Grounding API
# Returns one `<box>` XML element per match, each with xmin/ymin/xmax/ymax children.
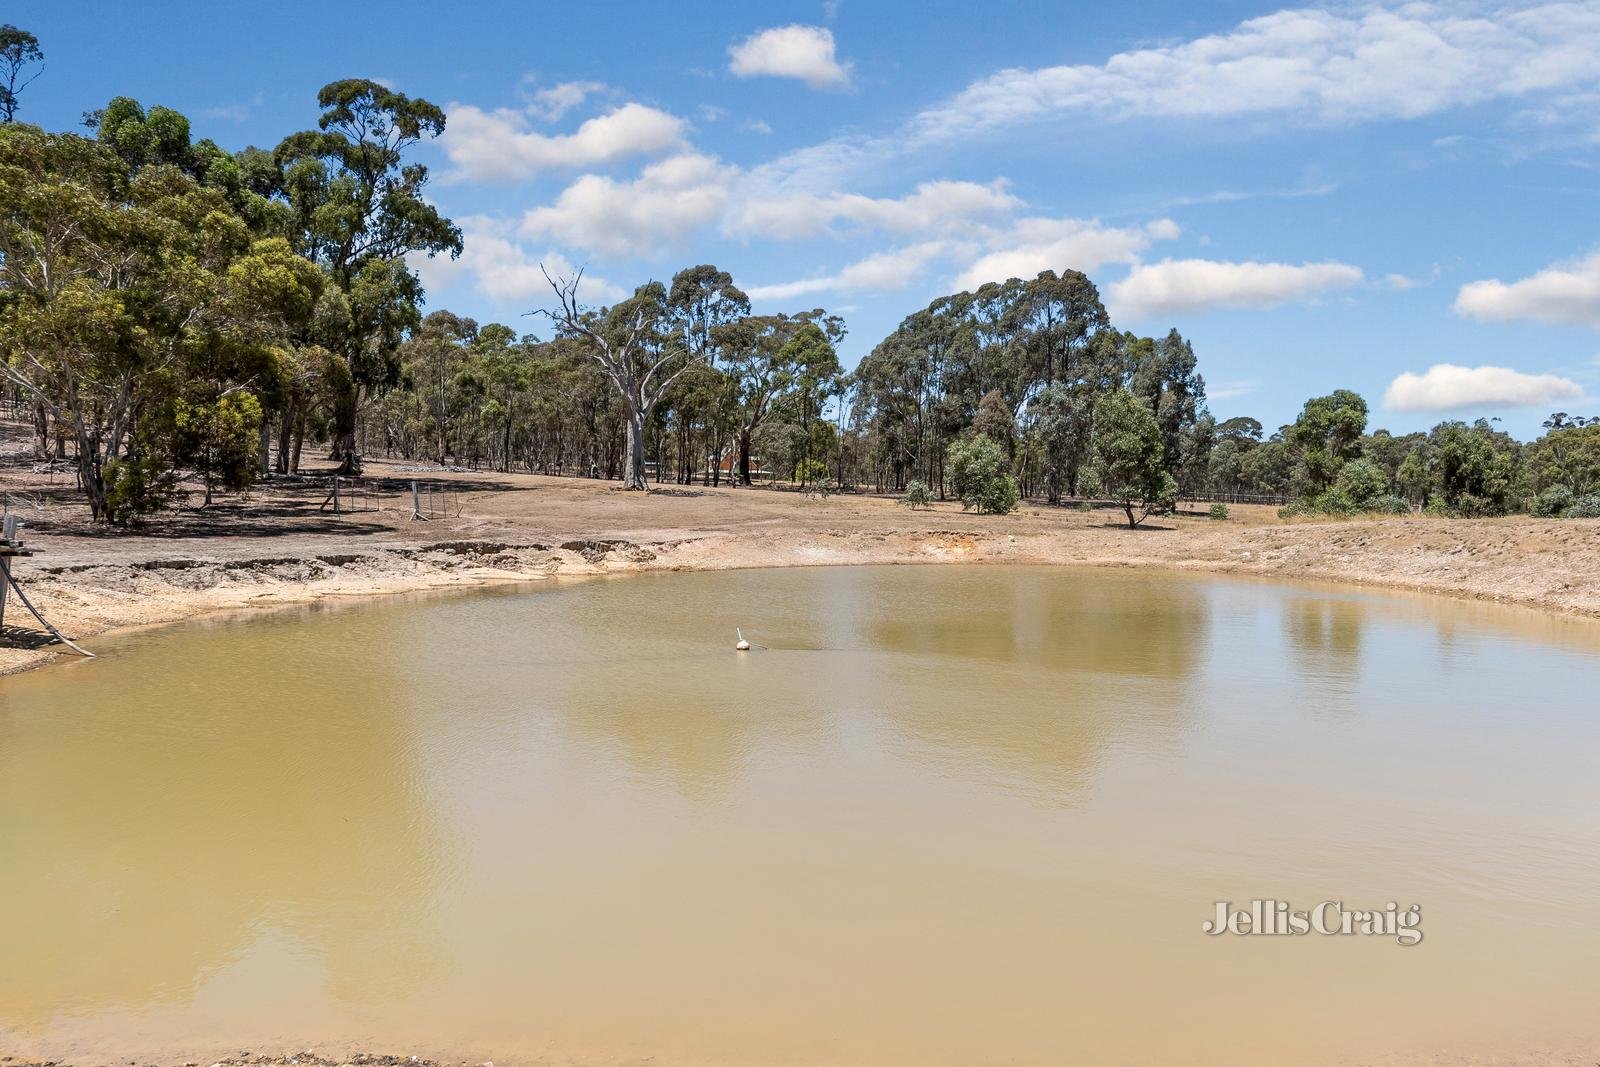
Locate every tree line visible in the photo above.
<box><xmin>2</xmin><ymin>25</ymin><xmax>1598</xmax><ymax>525</ymax></box>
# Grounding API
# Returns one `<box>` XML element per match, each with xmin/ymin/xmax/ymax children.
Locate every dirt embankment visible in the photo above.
<box><xmin>3</xmin><ymin>459</ymin><xmax>1597</xmax><ymax>674</ymax></box>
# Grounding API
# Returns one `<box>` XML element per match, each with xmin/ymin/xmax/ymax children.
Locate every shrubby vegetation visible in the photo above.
<box><xmin>1</xmin><ymin>24</ymin><xmax>1595</xmax><ymax>526</ymax></box>
<box><xmin>946</xmin><ymin>435</ymin><xmax>1019</xmax><ymax>515</ymax></box>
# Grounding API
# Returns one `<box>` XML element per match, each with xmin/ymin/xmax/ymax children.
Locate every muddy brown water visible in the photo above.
<box><xmin>2</xmin><ymin>566</ymin><xmax>1599</xmax><ymax>1066</ymax></box>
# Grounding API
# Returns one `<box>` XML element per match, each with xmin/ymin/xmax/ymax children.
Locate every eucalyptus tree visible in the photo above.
<box><xmin>1287</xmin><ymin>389</ymin><xmax>1368</xmax><ymax>493</ymax></box>
<box><xmin>1021</xmin><ymin>269</ymin><xmax>1111</xmax><ymax>389</ymax></box>
<box><xmin>271</xmin><ymin>79</ymin><xmax>462</xmax><ymax>470</ymax></box>
<box><xmin>1092</xmin><ymin>388</ymin><xmax>1177</xmax><ymax>528</ymax></box>
<box><xmin>0</xmin><ymin>124</ymin><xmax>321</xmax><ymax>520</ymax></box>
<box><xmin>0</xmin><ymin>25</ymin><xmax>41</xmax><ymax>123</ymax></box>
<box><xmin>776</xmin><ymin>320</ymin><xmax>843</xmax><ymax>484</ymax></box>
<box><xmin>1130</xmin><ymin>327</ymin><xmax>1207</xmax><ymax>482</ymax></box>
<box><xmin>541</xmin><ymin>264</ymin><xmax>747</xmax><ymax>489</ymax></box>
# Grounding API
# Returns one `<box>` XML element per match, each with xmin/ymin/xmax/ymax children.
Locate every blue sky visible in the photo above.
<box><xmin>13</xmin><ymin>0</ymin><xmax>1600</xmax><ymax>438</ymax></box>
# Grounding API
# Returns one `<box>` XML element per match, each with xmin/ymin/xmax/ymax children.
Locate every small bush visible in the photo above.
<box><xmin>946</xmin><ymin>435</ymin><xmax>1019</xmax><ymax>515</ymax></box>
<box><xmin>104</xmin><ymin>454</ymin><xmax>178</xmax><ymax>525</ymax></box>
<box><xmin>1372</xmin><ymin>495</ymin><xmax>1411</xmax><ymax>515</ymax></box>
<box><xmin>1312</xmin><ymin>489</ymin><xmax>1357</xmax><ymax>515</ymax></box>
<box><xmin>795</xmin><ymin>458</ymin><xmax>830</xmax><ymax>486</ymax></box>
<box><xmin>900</xmin><ymin>479</ymin><xmax>932</xmax><ymax>509</ymax></box>
<box><xmin>1566</xmin><ymin>494</ymin><xmax>1600</xmax><ymax>518</ymax></box>
<box><xmin>1532</xmin><ymin>485</ymin><xmax>1575</xmax><ymax>517</ymax></box>
<box><xmin>1335</xmin><ymin>458</ymin><xmax>1390</xmax><ymax>508</ymax></box>
<box><xmin>1278</xmin><ymin>490</ymin><xmax>1406</xmax><ymax>519</ymax></box>
<box><xmin>1208</xmin><ymin>502</ymin><xmax>1229</xmax><ymax>521</ymax></box>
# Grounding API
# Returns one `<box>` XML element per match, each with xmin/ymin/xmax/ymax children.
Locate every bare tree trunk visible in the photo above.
<box><xmin>76</xmin><ymin>433</ymin><xmax>107</xmax><ymax>522</ymax></box>
<box><xmin>32</xmin><ymin>402</ymin><xmax>48</xmax><ymax>460</ymax></box>
<box><xmin>276</xmin><ymin>409</ymin><xmax>294</xmax><ymax>475</ymax></box>
<box><xmin>623</xmin><ymin>405</ymin><xmax>648</xmax><ymax>490</ymax></box>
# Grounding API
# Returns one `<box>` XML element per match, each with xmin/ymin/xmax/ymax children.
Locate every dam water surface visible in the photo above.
<box><xmin>2</xmin><ymin>566</ymin><xmax>1598</xmax><ymax>1065</ymax></box>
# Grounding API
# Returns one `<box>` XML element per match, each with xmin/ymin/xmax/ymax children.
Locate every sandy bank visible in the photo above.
<box><xmin>2</xmin><ymin>461</ymin><xmax>1597</xmax><ymax>674</ymax></box>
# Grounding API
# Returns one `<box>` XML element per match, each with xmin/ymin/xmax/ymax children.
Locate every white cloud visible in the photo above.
<box><xmin>523</xmin><ymin>80</ymin><xmax>607</xmax><ymax>122</ymax></box>
<box><xmin>519</xmin><ymin>153</ymin><xmax>737</xmax><ymax>257</ymax></box>
<box><xmin>1109</xmin><ymin>258</ymin><xmax>1363</xmax><ymax>319</ymax></box>
<box><xmin>729</xmin><ymin>25</ymin><xmax>851</xmax><ymax>88</ymax></box>
<box><xmin>441</xmin><ymin>102</ymin><xmax>686</xmax><ymax>183</ymax></box>
<box><xmin>409</xmin><ymin>218</ymin><xmax>626</xmax><ymax>307</ymax></box>
<box><xmin>910</xmin><ymin>3</ymin><xmax>1600</xmax><ymax>141</ymax></box>
<box><xmin>734</xmin><ymin>179</ymin><xmax>1020</xmax><ymax>240</ymax></box>
<box><xmin>747</xmin><ymin>242</ymin><xmax>946</xmax><ymax>302</ymax></box>
<box><xmin>953</xmin><ymin>217</ymin><xmax>1173</xmax><ymax>291</ymax></box>
<box><xmin>1384</xmin><ymin>363</ymin><xmax>1582</xmax><ymax>412</ymax></box>
<box><xmin>1455</xmin><ymin>252</ymin><xmax>1600</xmax><ymax>328</ymax></box>
<box><xmin>1144</xmin><ymin>218</ymin><xmax>1182</xmax><ymax>241</ymax></box>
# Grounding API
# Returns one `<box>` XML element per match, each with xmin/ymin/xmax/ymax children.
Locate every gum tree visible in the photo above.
<box><xmin>1092</xmin><ymin>388</ymin><xmax>1177</xmax><ymax>528</ymax></box>
<box><xmin>541</xmin><ymin>266</ymin><xmax>748</xmax><ymax>489</ymax></box>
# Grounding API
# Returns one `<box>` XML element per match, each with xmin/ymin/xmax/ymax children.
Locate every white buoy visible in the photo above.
<box><xmin>735</xmin><ymin>628</ymin><xmax>751</xmax><ymax>651</ymax></box>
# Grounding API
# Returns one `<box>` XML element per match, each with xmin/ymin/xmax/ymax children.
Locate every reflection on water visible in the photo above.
<box><xmin>2</xmin><ymin>566</ymin><xmax>1599</xmax><ymax>1066</ymax></box>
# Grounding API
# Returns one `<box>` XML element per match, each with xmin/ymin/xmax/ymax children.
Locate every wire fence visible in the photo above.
<box><xmin>316</xmin><ymin>475</ymin><xmax>464</xmax><ymax>519</ymax></box>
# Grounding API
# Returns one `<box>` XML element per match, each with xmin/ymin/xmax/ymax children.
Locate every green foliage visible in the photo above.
<box><xmin>1091</xmin><ymin>389</ymin><xmax>1176</xmax><ymax>528</ymax></box>
<box><xmin>1335</xmin><ymin>457</ymin><xmax>1390</xmax><ymax>507</ymax></box>
<box><xmin>0</xmin><ymin>23</ymin><xmax>43</xmax><ymax>123</ymax></box>
<box><xmin>173</xmin><ymin>392</ymin><xmax>264</xmax><ymax>502</ymax></box>
<box><xmin>1566</xmin><ymin>494</ymin><xmax>1600</xmax><ymax>519</ymax></box>
<box><xmin>901</xmin><ymin>479</ymin><xmax>932</xmax><ymax>509</ymax></box>
<box><xmin>1396</xmin><ymin>449</ymin><xmax>1431</xmax><ymax>504</ymax></box>
<box><xmin>1208</xmin><ymin>502</ymin><xmax>1228</xmax><ymax>521</ymax></box>
<box><xmin>1238</xmin><ymin>440</ymin><xmax>1295</xmax><ymax>496</ymax></box>
<box><xmin>103</xmin><ymin>452</ymin><xmax>178</xmax><ymax>525</ymax></box>
<box><xmin>947</xmin><ymin>434</ymin><xmax>1019</xmax><ymax>515</ymax></box>
<box><xmin>795</xmin><ymin>457</ymin><xmax>830</xmax><ymax>487</ymax></box>
<box><xmin>1429</xmin><ymin>419</ymin><xmax>1520</xmax><ymax>515</ymax></box>
<box><xmin>1532</xmin><ymin>485</ymin><xmax>1575</xmax><ymax>518</ymax></box>
<box><xmin>1526</xmin><ymin>423</ymin><xmax>1600</xmax><ymax>498</ymax></box>
<box><xmin>1289</xmin><ymin>389</ymin><xmax>1368</xmax><ymax>493</ymax></box>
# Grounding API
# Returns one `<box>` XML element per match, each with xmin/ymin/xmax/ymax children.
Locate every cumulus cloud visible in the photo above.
<box><xmin>729</xmin><ymin>25</ymin><xmax>851</xmax><ymax>88</ymax></box>
<box><xmin>519</xmin><ymin>153</ymin><xmax>737</xmax><ymax>257</ymax></box>
<box><xmin>409</xmin><ymin>219</ymin><xmax>625</xmax><ymax>307</ymax></box>
<box><xmin>1454</xmin><ymin>252</ymin><xmax>1600</xmax><ymax>328</ymax></box>
<box><xmin>1384</xmin><ymin>363</ymin><xmax>1582</xmax><ymax>412</ymax></box>
<box><xmin>910</xmin><ymin>3</ymin><xmax>1600</xmax><ymax>141</ymax></box>
<box><xmin>1109</xmin><ymin>258</ymin><xmax>1363</xmax><ymax>319</ymax></box>
<box><xmin>734</xmin><ymin>179</ymin><xmax>1020</xmax><ymax>240</ymax></box>
<box><xmin>747</xmin><ymin>242</ymin><xmax>946</xmax><ymax>301</ymax></box>
<box><xmin>441</xmin><ymin>102</ymin><xmax>686</xmax><ymax>183</ymax></box>
<box><xmin>952</xmin><ymin>217</ymin><xmax>1176</xmax><ymax>291</ymax></box>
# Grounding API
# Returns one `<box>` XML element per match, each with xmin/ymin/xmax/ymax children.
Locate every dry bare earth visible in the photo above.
<box><xmin>2</xmin><ymin>455</ymin><xmax>1597</xmax><ymax>675</ymax></box>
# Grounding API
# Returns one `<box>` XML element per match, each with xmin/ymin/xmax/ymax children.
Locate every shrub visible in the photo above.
<box><xmin>1566</xmin><ymin>494</ymin><xmax>1600</xmax><ymax>518</ymax></box>
<box><xmin>1335</xmin><ymin>457</ymin><xmax>1390</xmax><ymax>508</ymax></box>
<box><xmin>1372</xmin><ymin>495</ymin><xmax>1411</xmax><ymax>515</ymax></box>
<box><xmin>103</xmin><ymin>453</ymin><xmax>178</xmax><ymax>525</ymax></box>
<box><xmin>795</xmin><ymin>457</ymin><xmax>830</xmax><ymax>487</ymax></box>
<box><xmin>1312</xmin><ymin>489</ymin><xmax>1357</xmax><ymax>515</ymax></box>
<box><xmin>1532</xmin><ymin>485</ymin><xmax>1575</xmax><ymax>518</ymax></box>
<box><xmin>900</xmin><ymin>479</ymin><xmax>932</xmax><ymax>509</ymax></box>
<box><xmin>1208</xmin><ymin>502</ymin><xmax>1229</xmax><ymax>521</ymax></box>
<box><xmin>946</xmin><ymin>435</ymin><xmax>1019</xmax><ymax>515</ymax></box>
